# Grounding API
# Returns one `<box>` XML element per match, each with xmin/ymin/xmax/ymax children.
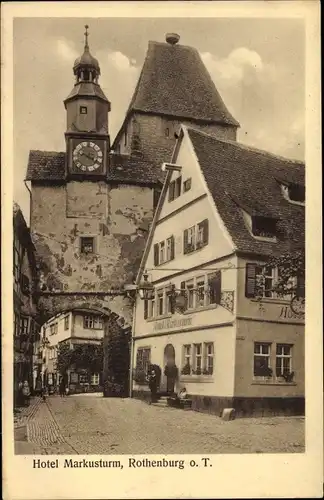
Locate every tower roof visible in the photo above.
<box><xmin>126</xmin><ymin>35</ymin><xmax>240</xmax><ymax>126</ymax></box>
<box><xmin>73</xmin><ymin>25</ymin><xmax>100</xmax><ymax>74</ymax></box>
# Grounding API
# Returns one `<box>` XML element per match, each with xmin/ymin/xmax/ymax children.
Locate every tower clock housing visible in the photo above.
<box><xmin>64</xmin><ymin>25</ymin><xmax>110</xmax><ymax>177</ymax></box>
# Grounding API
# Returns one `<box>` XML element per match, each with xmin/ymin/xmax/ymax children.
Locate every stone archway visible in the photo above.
<box><xmin>34</xmin><ymin>292</ymin><xmax>134</xmax><ymax>398</ymax></box>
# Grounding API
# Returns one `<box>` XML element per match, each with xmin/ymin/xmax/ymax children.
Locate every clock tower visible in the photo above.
<box><xmin>64</xmin><ymin>25</ymin><xmax>110</xmax><ymax>177</ymax></box>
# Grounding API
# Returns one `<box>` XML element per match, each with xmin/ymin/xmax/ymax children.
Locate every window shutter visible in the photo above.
<box><xmin>296</xmin><ymin>273</ymin><xmax>305</xmax><ymax>298</ymax></box>
<box><xmin>144</xmin><ymin>300</ymin><xmax>148</xmax><ymax>320</ymax></box>
<box><xmin>153</xmin><ymin>243</ymin><xmax>159</xmax><ymax>266</ymax></box>
<box><xmin>170</xmin><ymin>235</ymin><xmax>175</xmax><ymax>260</ymax></box>
<box><xmin>245</xmin><ymin>263</ymin><xmax>257</xmax><ymax>298</ymax></box>
<box><xmin>183</xmin><ymin>229</ymin><xmax>189</xmax><ymax>254</ymax></box>
<box><xmin>202</xmin><ymin>219</ymin><xmax>209</xmax><ymax>245</ymax></box>
<box><xmin>209</xmin><ymin>271</ymin><xmax>222</xmax><ymax>304</ymax></box>
<box><xmin>168</xmin><ymin>182</ymin><xmax>175</xmax><ymax>202</ymax></box>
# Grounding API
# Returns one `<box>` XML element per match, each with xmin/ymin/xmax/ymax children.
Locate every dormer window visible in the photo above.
<box><xmin>252</xmin><ymin>216</ymin><xmax>277</xmax><ymax>239</ymax></box>
<box><xmin>281</xmin><ymin>182</ymin><xmax>305</xmax><ymax>205</ymax></box>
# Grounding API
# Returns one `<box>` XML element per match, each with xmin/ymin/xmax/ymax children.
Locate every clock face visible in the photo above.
<box><xmin>73</xmin><ymin>141</ymin><xmax>103</xmax><ymax>172</ymax></box>
<box><xmin>290</xmin><ymin>295</ymin><xmax>305</xmax><ymax>316</ymax></box>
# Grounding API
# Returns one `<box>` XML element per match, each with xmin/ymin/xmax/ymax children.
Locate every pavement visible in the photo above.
<box><xmin>14</xmin><ymin>394</ymin><xmax>305</xmax><ymax>455</ymax></box>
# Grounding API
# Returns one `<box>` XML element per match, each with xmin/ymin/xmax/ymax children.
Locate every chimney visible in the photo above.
<box><xmin>165</xmin><ymin>33</ymin><xmax>180</xmax><ymax>45</ymax></box>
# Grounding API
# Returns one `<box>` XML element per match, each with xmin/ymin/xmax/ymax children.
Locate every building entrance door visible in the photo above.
<box><xmin>163</xmin><ymin>344</ymin><xmax>177</xmax><ymax>395</ymax></box>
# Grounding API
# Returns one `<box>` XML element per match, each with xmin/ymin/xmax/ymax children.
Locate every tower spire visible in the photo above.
<box><xmin>84</xmin><ymin>24</ymin><xmax>89</xmax><ymax>51</ymax></box>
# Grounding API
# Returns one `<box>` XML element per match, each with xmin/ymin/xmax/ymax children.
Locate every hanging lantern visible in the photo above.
<box><xmin>138</xmin><ymin>271</ymin><xmax>154</xmax><ymax>300</ymax></box>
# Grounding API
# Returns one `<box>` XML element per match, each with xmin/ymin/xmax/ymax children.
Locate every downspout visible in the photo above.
<box><xmin>129</xmin><ymin>294</ymin><xmax>137</xmax><ymax>398</ymax></box>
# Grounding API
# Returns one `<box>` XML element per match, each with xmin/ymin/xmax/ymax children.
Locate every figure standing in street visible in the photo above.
<box><xmin>147</xmin><ymin>366</ymin><xmax>158</xmax><ymax>404</ymax></box>
<box><xmin>59</xmin><ymin>377</ymin><xmax>66</xmax><ymax>397</ymax></box>
<box><xmin>22</xmin><ymin>380</ymin><xmax>30</xmax><ymax>406</ymax></box>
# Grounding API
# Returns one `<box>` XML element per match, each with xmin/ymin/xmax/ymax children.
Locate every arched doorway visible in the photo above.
<box><xmin>163</xmin><ymin>343</ymin><xmax>177</xmax><ymax>395</ymax></box>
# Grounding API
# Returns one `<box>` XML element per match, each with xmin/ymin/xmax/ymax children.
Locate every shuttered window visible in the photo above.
<box><xmin>153</xmin><ymin>243</ymin><xmax>159</xmax><ymax>266</ymax></box>
<box><xmin>245</xmin><ymin>263</ymin><xmax>257</xmax><ymax>298</ymax></box>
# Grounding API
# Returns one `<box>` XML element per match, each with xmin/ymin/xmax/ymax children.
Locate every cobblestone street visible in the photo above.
<box><xmin>15</xmin><ymin>395</ymin><xmax>305</xmax><ymax>455</ymax></box>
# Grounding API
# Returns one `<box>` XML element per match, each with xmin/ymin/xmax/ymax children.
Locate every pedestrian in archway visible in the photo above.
<box><xmin>147</xmin><ymin>366</ymin><xmax>158</xmax><ymax>404</ymax></box>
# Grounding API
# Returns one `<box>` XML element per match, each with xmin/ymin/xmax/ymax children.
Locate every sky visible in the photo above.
<box><xmin>13</xmin><ymin>17</ymin><xmax>305</xmax><ymax>221</ymax></box>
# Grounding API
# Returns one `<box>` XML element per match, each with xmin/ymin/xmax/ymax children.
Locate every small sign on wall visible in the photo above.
<box><xmin>70</xmin><ymin>372</ymin><xmax>79</xmax><ymax>384</ymax></box>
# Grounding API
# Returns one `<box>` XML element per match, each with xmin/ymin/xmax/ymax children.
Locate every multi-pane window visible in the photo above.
<box><xmin>80</xmin><ymin>237</ymin><xmax>94</xmax><ymax>254</ymax></box>
<box><xmin>84</xmin><ymin>315</ymin><xmax>103</xmax><ymax>330</ymax></box>
<box><xmin>183</xmin><ymin>345</ymin><xmax>191</xmax><ymax>367</ymax></box>
<box><xmin>64</xmin><ymin>315</ymin><xmax>69</xmax><ymax>331</ymax></box>
<box><xmin>80</xmin><ymin>106</ymin><xmax>87</xmax><ymax>114</ymax></box>
<box><xmin>136</xmin><ymin>347</ymin><xmax>151</xmax><ymax>374</ymax></box>
<box><xmin>154</xmin><ymin>236</ymin><xmax>175</xmax><ymax>266</ymax></box>
<box><xmin>91</xmin><ymin>373</ymin><xmax>100</xmax><ymax>385</ymax></box>
<box><xmin>254</xmin><ymin>343</ymin><xmax>271</xmax><ymax>377</ymax></box>
<box><xmin>181</xmin><ymin>342</ymin><xmax>214</xmax><ymax>376</ymax></box>
<box><xmin>159</xmin><ymin>241</ymin><xmax>165</xmax><ymax>264</ymax></box>
<box><xmin>157</xmin><ymin>289</ymin><xmax>164</xmax><ymax>316</ymax></box>
<box><xmin>193</xmin><ymin>343</ymin><xmax>202</xmax><ymax>373</ymax></box>
<box><xmin>205</xmin><ymin>343</ymin><xmax>214</xmax><ymax>375</ymax></box>
<box><xmin>276</xmin><ymin>344</ymin><xmax>292</xmax><ymax>377</ymax></box>
<box><xmin>186</xmin><ymin>280</ymin><xmax>195</xmax><ymax>309</ymax></box>
<box><xmin>184</xmin><ymin>220</ymin><xmax>209</xmax><ymax>254</ymax></box>
<box><xmin>79</xmin><ymin>373</ymin><xmax>89</xmax><ymax>384</ymax></box>
<box><xmin>166</xmin><ymin>237</ymin><xmax>173</xmax><ymax>261</ymax></box>
<box><xmin>148</xmin><ymin>297</ymin><xmax>155</xmax><ymax>318</ymax></box>
<box><xmin>49</xmin><ymin>323</ymin><xmax>58</xmax><ymax>336</ymax></box>
<box><xmin>20</xmin><ymin>317</ymin><xmax>29</xmax><ymax>335</ymax></box>
<box><xmin>255</xmin><ymin>266</ymin><xmax>275</xmax><ymax>298</ymax></box>
<box><xmin>196</xmin><ymin>276</ymin><xmax>206</xmax><ymax>307</ymax></box>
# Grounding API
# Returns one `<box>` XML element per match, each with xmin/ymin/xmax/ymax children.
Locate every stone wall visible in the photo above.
<box><xmin>30</xmin><ymin>181</ymin><xmax>153</xmax><ymax>321</ymax></box>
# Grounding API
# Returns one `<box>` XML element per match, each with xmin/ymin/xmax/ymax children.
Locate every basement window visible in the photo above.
<box><xmin>80</xmin><ymin>237</ymin><xmax>94</xmax><ymax>254</ymax></box>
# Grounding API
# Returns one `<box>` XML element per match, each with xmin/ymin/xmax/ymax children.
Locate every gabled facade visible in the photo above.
<box><xmin>38</xmin><ymin>310</ymin><xmax>104</xmax><ymax>394</ymax></box>
<box><xmin>131</xmin><ymin>126</ymin><xmax>305</xmax><ymax>417</ymax></box>
<box><xmin>13</xmin><ymin>203</ymin><xmax>41</xmax><ymax>406</ymax></box>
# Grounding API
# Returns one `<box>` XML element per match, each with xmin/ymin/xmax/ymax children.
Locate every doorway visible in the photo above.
<box><xmin>163</xmin><ymin>344</ymin><xmax>177</xmax><ymax>394</ymax></box>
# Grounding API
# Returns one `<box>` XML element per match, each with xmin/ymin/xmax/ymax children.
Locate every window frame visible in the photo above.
<box><xmin>204</xmin><ymin>342</ymin><xmax>214</xmax><ymax>375</ymax></box>
<box><xmin>84</xmin><ymin>314</ymin><xmax>103</xmax><ymax>330</ymax></box>
<box><xmin>253</xmin><ymin>342</ymin><xmax>272</xmax><ymax>379</ymax></box>
<box><xmin>276</xmin><ymin>344</ymin><xmax>293</xmax><ymax>378</ymax></box>
<box><xmin>193</xmin><ymin>343</ymin><xmax>203</xmax><ymax>374</ymax></box>
<box><xmin>91</xmin><ymin>373</ymin><xmax>100</xmax><ymax>385</ymax></box>
<box><xmin>80</xmin><ymin>105</ymin><xmax>88</xmax><ymax>115</ymax></box>
<box><xmin>183</xmin><ymin>178</ymin><xmax>192</xmax><ymax>193</ymax></box>
<box><xmin>64</xmin><ymin>315</ymin><xmax>69</xmax><ymax>331</ymax></box>
<box><xmin>80</xmin><ymin>236</ymin><xmax>95</xmax><ymax>255</ymax></box>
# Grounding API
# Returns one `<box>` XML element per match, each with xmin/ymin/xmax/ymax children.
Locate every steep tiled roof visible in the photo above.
<box><xmin>26</xmin><ymin>150</ymin><xmax>66</xmax><ymax>181</ymax></box>
<box><xmin>64</xmin><ymin>82</ymin><xmax>108</xmax><ymax>103</ymax></box>
<box><xmin>127</xmin><ymin>41</ymin><xmax>239</xmax><ymax>127</ymax></box>
<box><xmin>187</xmin><ymin>128</ymin><xmax>305</xmax><ymax>257</ymax></box>
<box><xmin>108</xmin><ymin>154</ymin><xmax>162</xmax><ymax>186</ymax></box>
<box><xmin>26</xmin><ymin>150</ymin><xmax>161</xmax><ymax>186</ymax></box>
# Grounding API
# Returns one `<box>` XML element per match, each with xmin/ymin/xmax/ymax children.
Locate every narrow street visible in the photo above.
<box><xmin>15</xmin><ymin>395</ymin><xmax>305</xmax><ymax>455</ymax></box>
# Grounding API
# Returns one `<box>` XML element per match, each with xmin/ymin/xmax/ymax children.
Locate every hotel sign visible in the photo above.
<box><xmin>153</xmin><ymin>317</ymin><xmax>193</xmax><ymax>332</ymax></box>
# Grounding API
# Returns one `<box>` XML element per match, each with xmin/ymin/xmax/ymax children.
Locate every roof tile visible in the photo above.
<box><xmin>187</xmin><ymin>127</ymin><xmax>305</xmax><ymax>257</ymax></box>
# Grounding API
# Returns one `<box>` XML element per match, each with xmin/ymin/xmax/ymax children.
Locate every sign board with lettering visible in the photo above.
<box><xmin>153</xmin><ymin>317</ymin><xmax>193</xmax><ymax>332</ymax></box>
